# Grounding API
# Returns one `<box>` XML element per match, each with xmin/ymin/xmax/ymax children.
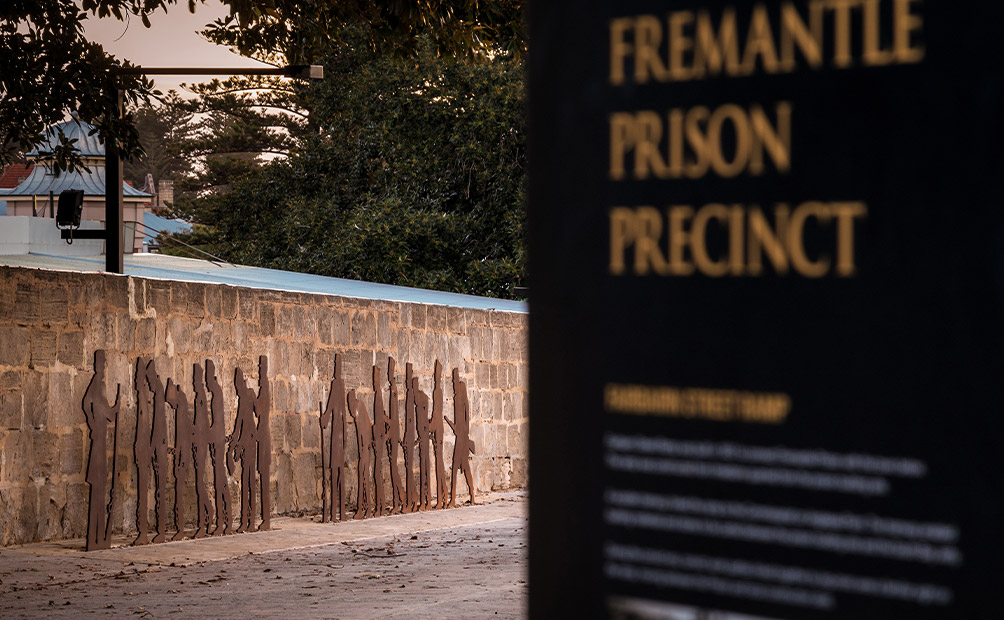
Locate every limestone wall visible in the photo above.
<box><xmin>0</xmin><ymin>266</ymin><xmax>527</xmax><ymax>547</ymax></box>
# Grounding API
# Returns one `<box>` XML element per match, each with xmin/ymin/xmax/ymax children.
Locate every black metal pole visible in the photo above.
<box><xmin>106</xmin><ymin>84</ymin><xmax>124</xmax><ymax>274</ymax></box>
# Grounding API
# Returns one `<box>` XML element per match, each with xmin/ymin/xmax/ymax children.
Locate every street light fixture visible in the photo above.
<box><xmin>61</xmin><ymin>65</ymin><xmax>324</xmax><ymax>273</ymax></box>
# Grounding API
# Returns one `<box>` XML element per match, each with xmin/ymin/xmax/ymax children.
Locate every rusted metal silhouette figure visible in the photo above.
<box><xmin>414</xmin><ymin>377</ymin><xmax>432</xmax><ymax>511</ymax></box>
<box><xmin>165</xmin><ymin>378</ymin><xmax>194</xmax><ymax>541</ymax></box>
<box><xmin>447</xmin><ymin>368</ymin><xmax>476</xmax><ymax>507</ymax></box>
<box><xmin>83</xmin><ymin>350</ymin><xmax>120</xmax><ymax>550</ymax></box>
<box><xmin>319</xmin><ymin>354</ymin><xmax>348</xmax><ymax>522</ymax></box>
<box><xmin>430</xmin><ymin>361</ymin><xmax>447</xmax><ymax>509</ymax></box>
<box><xmin>133</xmin><ymin>358</ymin><xmax>153</xmax><ymax>545</ymax></box>
<box><xmin>372</xmin><ymin>365</ymin><xmax>389</xmax><ymax>517</ymax></box>
<box><xmin>191</xmin><ymin>363</ymin><xmax>212</xmax><ymax>538</ymax></box>
<box><xmin>386</xmin><ymin>358</ymin><xmax>405</xmax><ymax>514</ymax></box>
<box><xmin>205</xmin><ymin>359</ymin><xmax>232</xmax><ymax>536</ymax></box>
<box><xmin>145</xmin><ymin>359</ymin><xmax>169</xmax><ymax>543</ymax></box>
<box><xmin>232</xmin><ymin>367</ymin><xmax>259</xmax><ymax>533</ymax></box>
<box><xmin>348</xmin><ymin>390</ymin><xmax>373</xmax><ymax>519</ymax></box>
<box><xmin>402</xmin><ymin>362</ymin><xmax>418</xmax><ymax>513</ymax></box>
<box><xmin>254</xmin><ymin>355</ymin><xmax>272</xmax><ymax>531</ymax></box>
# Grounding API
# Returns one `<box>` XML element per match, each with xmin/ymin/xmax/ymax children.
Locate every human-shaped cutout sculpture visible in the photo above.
<box><xmin>348</xmin><ymin>390</ymin><xmax>373</xmax><ymax>519</ymax></box>
<box><xmin>83</xmin><ymin>350</ymin><xmax>120</xmax><ymax>551</ymax></box>
<box><xmin>192</xmin><ymin>363</ymin><xmax>212</xmax><ymax>538</ymax></box>
<box><xmin>372</xmin><ymin>365</ymin><xmax>389</xmax><ymax>517</ymax></box>
<box><xmin>165</xmin><ymin>378</ymin><xmax>194</xmax><ymax>541</ymax></box>
<box><xmin>414</xmin><ymin>377</ymin><xmax>432</xmax><ymax>511</ymax></box>
<box><xmin>386</xmin><ymin>358</ymin><xmax>405</xmax><ymax>514</ymax></box>
<box><xmin>430</xmin><ymin>361</ymin><xmax>447</xmax><ymax>509</ymax></box>
<box><xmin>205</xmin><ymin>359</ymin><xmax>232</xmax><ymax>536</ymax></box>
<box><xmin>402</xmin><ymin>362</ymin><xmax>418</xmax><ymax>513</ymax></box>
<box><xmin>232</xmin><ymin>367</ymin><xmax>259</xmax><ymax>533</ymax></box>
<box><xmin>255</xmin><ymin>355</ymin><xmax>272</xmax><ymax>531</ymax></box>
<box><xmin>447</xmin><ymin>368</ymin><xmax>476</xmax><ymax>507</ymax></box>
<box><xmin>133</xmin><ymin>357</ymin><xmax>153</xmax><ymax>545</ymax></box>
<box><xmin>145</xmin><ymin>359</ymin><xmax>169</xmax><ymax>543</ymax></box>
<box><xmin>319</xmin><ymin>353</ymin><xmax>348</xmax><ymax>522</ymax></box>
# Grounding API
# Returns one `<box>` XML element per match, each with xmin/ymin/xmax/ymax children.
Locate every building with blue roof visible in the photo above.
<box><xmin>0</xmin><ymin>117</ymin><xmax>153</xmax><ymax>252</ymax></box>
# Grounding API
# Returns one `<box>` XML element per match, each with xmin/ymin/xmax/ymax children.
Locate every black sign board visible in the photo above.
<box><xmin>528</xmin><ymin>2</ymin><xmax>1004</xmax><ymax>618</ymax></box>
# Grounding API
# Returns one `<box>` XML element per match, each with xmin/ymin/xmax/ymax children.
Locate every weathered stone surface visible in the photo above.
<box><xmin>0</xmin><ymin>325</ymin><xmax>30</xmax><ymax>365</ymax></box>
<box><xmin>0</xmin><ymin>267</ymin><xmax>526</xmax><ymax>547</ymax></box>
<box><xmin>57</xmin><ymin>330</ymin><xmax>85</xmax><ymax>367</ymax></box>
<box><xmin>41</xmin><ymin>286</ymin><xmax>69</xmax><ymax>325</ymax></box>
<box><xmin>350</xmin><ymin>311</ymin><xmax>376</xmax><ymax>347</ymax></box>
<box><xmin>31</xmin><ymin>429</ymin><xmax>58</xmax><ymax>480</ymax></box>
<box><xmin>13</xmin><ymin>285</ymin><xmax>41</xmax><ymax>324</ymax></box>
<box><xmin>146</xmin><ymin>280</ymin><xmax>172</xmax><ymax>316</ymax></box>
<box><xmin>292</xmin><ymin>452</ymin><xmax>316</xmax><ymax>506</ymax></box>
<box><xmin>0</xmin><ymin>390</ymin><xmax>22</xmax><ymax>430</ymax></box>
<box><xmin>59</xmin><ymin>428</ymin><xmax>84</xmax><ymax>476</ymax></box>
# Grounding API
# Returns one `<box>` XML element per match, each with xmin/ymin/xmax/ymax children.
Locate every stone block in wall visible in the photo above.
<box><xmin>36</xmin><ymin>482</ymin><xmax>66</xmax><ymax>541</ymax></box>
<box><xmin>146</xmin><ymin>280</ymin><xmax>171</xmax><ymax>316</ymax></box>
<box><xmin>0</xmin><ymin>370</ymin><xmax>18</xmax><ymax>390</ymax></box>
<box><xmin>167</xmin><ymin>317</ymin><xmax>192</xmax><ymax>355</ymax></box>
<box><xmin>275</xmin><ymin>452</ymin><xmax>294</xmax><ymax>513</ymax></box>
<box><xmin>350</xmin><ymin>311</ymin><xmax>376</xmax><ymax>348</ymax></box>
<box><xmin>59</xmin><ymin>428</ymin><xmax>84</xmax><ymax>476</ymax></box>
<box><xmin>427</xmin><ymin>306</ymin><xmax>447</xmax><ymax>331</ymax></box>
<box><xmin>23</xmin><ymin>370</ymin><xmax>47</xmax><ymax>428</ymax></box>
<box><xmin>104</xmin><ymin>276</ymin><xmax>130</xmax><ymax>312</ymax></box>
<box><xmin>221</xmin><ymin>286</ymin><xmax>238</xmax><ymax>319</ymax></box>
<box><xmin>283</xmin><ymin>413</ymin><xmax>301</xmax><ymax>451</ymax></box>
<box><xmin>237</xmin><ymin>289</ymin><xmax>257</xmax><ymax>322</ymax></box>
<box><xmin>47</xmin><ymin>370</ymin><xmax>77</xmax><ymax>428</ymax></box>
<box><xmin>332</xmin><ymin>307</ymin><xmax>350</xmax><ymax>345</ymax></box>
<box><xmin>15</xmin><ymin>484</ymin><xmax>38</xmax><ymax>544</ymax></box>
<box><xmin>260</xmin><ymin>304</ymin><xmax>277</xmax><ymax>337</ymax></box>
<box><xmin>205</xmin><ymin>285</ymin><xmax>222</xmax><ymax>319</ymax></box>
<box><xmin>29</xmin><ymin>329</ymin><xmax>57</xmax><ymax>368</ymax></box>
<box><xmin>57</xmin><ymin>330</ymin><xmax>85</xmax><ymax>367</ymax></box>
<box><xmin>377</xmin><ymin>312</ymin><xmax>395</xmax><ymax>350</ymax></box>
<box><xmin>185</xmin><ymin>282</ymin><xmax>206</xmax><ymax>319</ymax></box>
<box><xmin>409</xmin><ymin>304</ymin><xmax>427</xmax><ymax>329</ymax></box>
<box><xmin>294</xmin><ymin>306</ymin><xmax>315</xmax><ymax>341</ymax></box>
<box><xmin>41</xmin><ymin>286</ymin><xmax>69</xmax><ymax>325</ymax></box>
<box><xmin>301</xmin><ymin>414</ymin><xmax>319</xmax><ymax>449</ymax></box>
<box><xmin>447</xmin><ymin>307</ymin><xmax>466</xmax><ymax>334</ymax></box>
<box><xmin>0</xmin><ymin>389</ymin><xmax>21</xmax><ymax>431</ymax></box>
<box><xmin>292</xmin><ymin>452</ymin><xmax>316</xmax><ymax>508</ymax></box>
<box><xmin>13</xmin><ymin>284</ymin><xmax>41</xmax><ymax>324</ymax></box>
<box><xmin>118</xmin><ymin>316</ymin><xmax>138</xmax><ymax>351</ymax></box>
<box><xmin>0</xmin><ymin>325</ymin><xmax>30</xmax><ymax>365</ymax></box>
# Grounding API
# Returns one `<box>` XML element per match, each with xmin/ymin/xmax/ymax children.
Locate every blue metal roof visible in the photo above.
<box><xmin>27</xmin><ymin>119</ymin><xmax>106</xmax><ymax>158</ymax></box>
<box><xmin>0</xmin><ymin>164</ymin><xmax>151</xmax><ymax>198</ymax></box>
<box><xmin>0</xmin><ymin>253</ymin><xmax>527</xmax><ymax>313</ymax></box>
<box><xmin>144</xmin><ymin>211</ymin><xmax>192</xmax><ymax>235</ymax></box>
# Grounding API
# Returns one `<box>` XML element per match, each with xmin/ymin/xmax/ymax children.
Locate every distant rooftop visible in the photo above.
<box><xmin>27</xmin><ymin>118</ymin><xmax>105</xmax><ymax>159</ymax></box>
<box><xmin>0</xmin><ymin>252</ymin><xmax>527</xmax><ymax>313</ymax></box>
<box><xmin>0</xmin><ymin>165</ymin><xmax>152</xmax><ymax>199</ymax></box>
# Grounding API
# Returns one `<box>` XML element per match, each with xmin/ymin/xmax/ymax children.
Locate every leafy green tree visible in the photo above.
<box><xmin>1</xmin><ymin>0</ymin><xmax>524</xmax><ymax>170</ymax></box>
<box><xmin>176</xmin><ymin>33</ymin><xmax>525</xmax><ymax>298</ymax></box>
<box><xmin>123</xmin><ymin>92</ymin><xmax>197</xmax><ymax>190</ymax></box>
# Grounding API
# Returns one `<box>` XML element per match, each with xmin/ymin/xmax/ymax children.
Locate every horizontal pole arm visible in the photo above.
<box><xmin>61</xmin><ymin>229</ymin><xmax>107</xmax><ymax>240</ymax></box>
<box><xmin>115</xmin><ymin>65</ymin><xmax>323</xmax><ymax>78</ymax></box>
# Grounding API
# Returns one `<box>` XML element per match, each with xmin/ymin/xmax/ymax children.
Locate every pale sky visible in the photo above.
<box><xmin>81</xmin><ymin>2</ymin><xmax>268</xmax><ymax>96</ymax></box>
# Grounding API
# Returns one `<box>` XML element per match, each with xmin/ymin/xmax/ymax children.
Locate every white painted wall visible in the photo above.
<box><xmin>0</xmin><ymin>216</ymin><xmax>104</xmax><ymax>256</ymax></box>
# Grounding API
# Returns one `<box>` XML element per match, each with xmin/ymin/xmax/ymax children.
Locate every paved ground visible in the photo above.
<box><xmin>0</xmin><ymin>492</ymin><xmax>527</xmax><ymax>619</ymax></box>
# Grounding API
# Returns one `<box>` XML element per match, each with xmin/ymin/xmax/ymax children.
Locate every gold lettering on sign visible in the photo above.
<box><xmin>609</xmin><ymin>202</ymin><xmax>867</xmax><ymax>277</ymax></box>
<box><xmin>609</xmin><ymin>102</ymin><xmax>792</xmax><ymax>180</ymax></box>
<box><xmin>608</xmin><ymin>0</ymin><xmax>924</xmax><ymax>84</ymax></box>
